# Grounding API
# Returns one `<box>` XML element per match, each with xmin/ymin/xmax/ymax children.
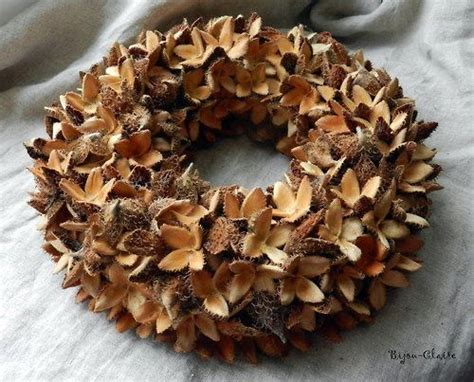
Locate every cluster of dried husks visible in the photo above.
<box><xmin>26</xmin><ymin>14</ymin><xmax>441</xmax><ymax>363</ymax></box>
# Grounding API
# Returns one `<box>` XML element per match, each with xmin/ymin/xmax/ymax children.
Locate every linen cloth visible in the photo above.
<box><xmin>0</xmin><ymin>0</ymin><xmax>473</xmax><ymax>381</ymax></box>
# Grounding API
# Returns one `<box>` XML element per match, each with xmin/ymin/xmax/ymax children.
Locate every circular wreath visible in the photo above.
<box><xmin>26</xmin><ymin>14</ymin><xmax>441</xmax><ymax>362</ymax></box>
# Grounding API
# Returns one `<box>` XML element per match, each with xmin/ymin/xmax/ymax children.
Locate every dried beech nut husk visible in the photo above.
<box><xmin>26</xmin><ymin>14</ymin><xmax>441</xmax><ymax>363</ymax></box>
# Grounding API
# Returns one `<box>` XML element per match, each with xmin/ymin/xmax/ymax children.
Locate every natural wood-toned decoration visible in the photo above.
<box><xmin>26</xmin><ymin>14</ymin><xmax>441</xmax><ymax>363</ymax></box>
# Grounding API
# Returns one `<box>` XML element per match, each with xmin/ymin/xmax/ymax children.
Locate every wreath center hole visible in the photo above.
<box><xmin>192</xmin><ymin>135</ymin><xmax>289</xmax><ymax>189</ymax></box>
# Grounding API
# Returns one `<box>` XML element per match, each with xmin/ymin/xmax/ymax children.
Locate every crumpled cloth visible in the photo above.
<box><xmin>0</xmin><ymin>0</ymin><xmax>473</xmax><ymax>381</ymax></box>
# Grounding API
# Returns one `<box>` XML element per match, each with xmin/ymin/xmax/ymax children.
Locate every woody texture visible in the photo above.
<box><xmin>25</xmin><ymin>14</ymin><xmax>442</xmax><ymax>363</ymax></box>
